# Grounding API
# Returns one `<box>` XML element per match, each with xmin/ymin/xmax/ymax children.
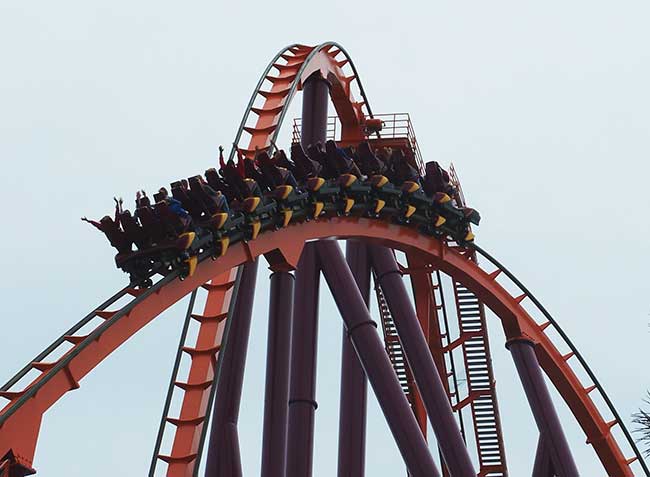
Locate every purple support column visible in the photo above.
<box><xmin>532</xmin><ymin>435</ymin><xmax>555</xmax><ymax>477</ymax></box>
<box><xmin>260</xmin><ymin>271</ymin><xmax>295</xmax><ymax>477</ymax></box>
<box><xmin>369</xmin><ymin>245</ymin><xmax>476</xmax><ymax>476</ymax></box>
<box><xmin>205</xmin><ymin>260</ymin><xmax>259</xmax><ymax>477</ymax></box>
<box><xmin>508</xmin><ymin>339</ymin><xmax>579</xmax><ymax>477</ymax></box>
<box><xmin>338</xmin><ymin>241</ymin><xmax>370</xmax><ymax>477</ymax></box>
<box><xmin>286</xmin><ymin>244</ymin><xmax>320</xmax><ymax>477</ymax></box>
<box><xmin>300</xmin><ymin>73</ymin><xmax>329</xmax><ymax>149</ymax></box>
<box><xmin>316</xmin><ymin>240</ymin><xmax>440</xmax><ymax>477</ymax></box>
<box><xmin>284</xmin><ymin>71</ymin><xmax>328</xmax><ymax>477</ymax></box>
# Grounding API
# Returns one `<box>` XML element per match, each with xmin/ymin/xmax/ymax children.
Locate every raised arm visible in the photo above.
<box><xmin>81</xmin><ymin>217</ymin><xmax>102</xmax><ymax>230</ymax></box>
<box><xmin>113</xmin><ymin>197</ymin><xmax>123</xmax><ymax>221</ymax></box>
<box><xmin>234</xmin><ymin>144</ymin><xmax>246</xmax><ymax>178</ymax></box>
<box><xmin>219</xmin><ymin>145</ymin><xmax>226</xmax><ymax>170</ymax></box>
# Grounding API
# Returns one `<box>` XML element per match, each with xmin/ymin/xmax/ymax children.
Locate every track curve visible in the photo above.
<box><xmin>231</xmin><ymin>41</ymin><xmax>373</xmax><ymax>160</ymax></box>
<box><xmin>1</xmin><ymin>217</ymin><xmax>645</xmax><ymax>475</ymax></box>
<box><xmin>0</xmin><ymin>42</ymin><xmax>645</xmax><ymax>477</ymax></box>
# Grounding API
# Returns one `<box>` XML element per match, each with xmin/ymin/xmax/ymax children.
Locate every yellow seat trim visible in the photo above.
<box><xmin>403</xmin><ymin>181</ymin><xmax>420</xmax><ymax>193</ymax></box>
<box><xmin>212</xmin><ymin>213</ymin><xmax>229</xmax><ymax>230</ymax></box>
<box><xmin>344</xmin><ymin>198</ymin><xmax>355</xmax><ymax>214</ymax></box>
<box><xmin>340</xmin><ymin>174</ymin><xmax>357</xmax><ymax>188</ymax></box>
<box><xmin>308</xmin><ymin>177</ymin><xmax>325</xmax><ymax>192</ymax></box>
<box><xmin>185</xmin><ymin>255</ymin><xmax>198</xmax><ymax>277</ymax></box>
<box><xmin>243</xmin><ymin>197</ymin><xmax>261</xmax><ymax>213</ymax></box>
<box><xmin>219</xmin><ymin>237</ymin><xmax>230</xmax><ymax>257</ymax></box>
<box><xmin>276</xmin><ymin>185</ymin><xmax>293</xmax><ymax>200</ymax></box>
<box><xmin>405</xmin><ymin>205</ymin><xmax>416</xmax><ymax>218</ymax></box>
<box><xmin>437</xmin><ymin>193</ymin><xmax>451</xmax><ymax>204</ymax></box>
<box><xmin>179</xmin><ymin>232</ymin><xmax>196</xmax><ymax>249</ymax></box>
<box><xmin>314</xmin><ymin>201</ymin><xmax>324</xmax><ymax>218</ymax></box>
<box><xmin>282</xmin><ymin>210</ymin><xmax>293</xmax><ymax>227</ymax></box>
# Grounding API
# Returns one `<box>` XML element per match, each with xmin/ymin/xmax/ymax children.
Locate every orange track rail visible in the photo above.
<box><xmin>0</xmin><ymin>43</ymin><xmax>645</xmax><ymax>477</ymax></box>
<box><xmin>230</xmin><ymin>42</ymin><xmax>372</xmax><ymax>161</ymax></box>
<box><xmin>0</xmin><ymin>218</ymin><xmax>642</xmax><ymax>475</ymax></box>
<box><xmin>159</xmin><ymin>269</ymin><xmax>238</xmax><ymax>476</ymax></box>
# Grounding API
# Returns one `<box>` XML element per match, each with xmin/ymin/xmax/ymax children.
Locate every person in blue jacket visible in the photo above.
<box><xmin>157</xmin><ymin>187</ymin><xmax>191</xmax><ymax>227</ymax></box>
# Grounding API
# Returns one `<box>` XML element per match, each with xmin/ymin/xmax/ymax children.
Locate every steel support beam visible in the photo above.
<box><xmin>286</xmin><ymin>244</ymin><xmax>320</xmax><ymax>477</ymax></box>
<box><xmin>338</xmin><ymin>241</ymin><xmax>370</xmax><ymax>477</ymax></box>
<box><xmin>532</xmin><ymin>434</ymin><xmax>556</xmax><ymax>477</ymax></box>
<box><xmin>261</xmin><ymin>271</ymin><xmax>295</xmax><ymax>477</ymax></box>
<box><xmin>300</xmin><ymin>73</ymin><xmax>330</xmax><ymax>149</ymax></box>
<box><xmin>284</xmin><ymin>70</ymin><xmax>329</xmax><ymax>477</ymax></box>
<box><xmin>316</xmin><ymin>240</ymin><xmax>440</xmax><ymax>477</ymax></box>
<box><xmin>508</xmin><ymin>339</ymin><xmax>579</xmax><ymax>477</ymax></box>
<box><xmin>369</xmin><ymin>245</ymin><xmax>476</xmax><ymax>476</ymax></box>
<box><xmin>205</xmin><ymin>261</ymin><xmax>259</xmax><ymax>477</ymax></box>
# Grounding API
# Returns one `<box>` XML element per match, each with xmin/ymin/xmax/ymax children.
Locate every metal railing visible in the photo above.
<box><xmin>292</xmin><ymin>113</ymin><xmax>425</xmax><ymax>175</ymax></box>
<box><xmin>291</xmin><ymin>116</ymin><xmax>337</xmax><ymax>145</ymax></box>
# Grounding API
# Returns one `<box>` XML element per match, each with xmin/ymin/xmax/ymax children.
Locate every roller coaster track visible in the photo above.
<box><xmin>230</xmin><ymin>41</ymin><xmax>373</xmax><ymax>161</ymax></box>
<box><xmin>0</xmin><ymin>42</ymin><xmax>647</xmax><ymax>477</ymax></box>
<box><xmin>148</xmin><ymin>268</ymin><xmax>240</xmax><ymax>476</ymax></box>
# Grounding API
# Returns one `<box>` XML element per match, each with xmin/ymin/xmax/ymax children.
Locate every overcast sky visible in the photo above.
<box><xmin>1</xmin><ymin>1</ymin><xmax>649</xmax><ymax>475</ymax></box>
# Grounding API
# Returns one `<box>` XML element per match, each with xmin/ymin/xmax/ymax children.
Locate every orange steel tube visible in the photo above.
<box><xmin>0</xmin><ymin>218</ymin><xmax>633</xmax><ymax>477</ymax></box>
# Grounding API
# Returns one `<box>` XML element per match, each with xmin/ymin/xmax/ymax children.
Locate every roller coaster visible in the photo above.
<box><xmin>0</xmin><ymin>42</ymin><xmax>647</xmax><ymax>477</ymax></box>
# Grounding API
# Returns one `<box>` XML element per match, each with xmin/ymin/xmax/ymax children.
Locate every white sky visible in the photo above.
<box><xmin>1</xmin><ymin>1</ymin><xmax>649</xmax><ymax>475</ymax></box>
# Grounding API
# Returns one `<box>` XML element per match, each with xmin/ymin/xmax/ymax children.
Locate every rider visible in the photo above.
<box><xmin>257</xmin><ymin>147</ymin><xmax>299</xmax><ymax>189</ymax></box>
<box><xmin>157</xmin><ymin>187</ymin><xmax>191</xmax><ymax>226</ymax></box>
<box><xmin>290</xmin><ymin>142</ymin><xmax>322</xmax><ymax>179</ymax></box>
<box><xmin>82</xmin><ymin>198</ymin><xmax>132</xmax><ymax>254</ymax></box>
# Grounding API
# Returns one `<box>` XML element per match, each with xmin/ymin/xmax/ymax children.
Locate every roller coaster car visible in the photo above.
<box><xmin>396</xmin><ymin>181</ymin><xmax>430</xmax><ymax>222</ymax></box>
<box><xmin>105</xmin><ymin>165</ymin><xmax>481</xmax><ymax>287</ymax></box>
<box><xmin>270</xmin><ymin>185</ymin><xmax>309</xmax><ymax>227</ymax></box>
<box><xmin>238</xmin><ymin>195</ymin><xmax>278</xmax><ymax>240</ymax></box>
<box><xmin>171</xmin><ymin>182</ymin><xmax>204</xmax><ymax>220</ymax></box>
<box><xmin>306</xmin><ymin>176</ymin><xmax>338</xmax><ymax>197</ymax></box>
<box><xmin>394</xmin><ymin>181</ymin><xmax>478</xmax><ymax>243</ymax></box>
<box><xmin>462</xmin><ymin>207</ymin><xmax>481</xmax><ymax>226</ymax></box>
<box><xmin>336</xmin><ymin>174</ymin><xmax>372</xmax><ymax>215</ymax></box>
<box><xmin>368</xmin><ymin>175</ymin><xmax>403</xmax><ymax>212</ymax></box>
<box><xmin>304</xmin><ymin>177</ymin><xmax>339</xmax><ymax>219</ymax></box>
<box><xmin>116</xmin><ymin>231</ymin><xmax>199</xmax><ymax>287</ymax></box>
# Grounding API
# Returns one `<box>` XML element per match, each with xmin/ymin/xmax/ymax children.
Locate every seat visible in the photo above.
<box><xmin>423</xmin><ymin>161</ymin><xmax>446</xmax><ymax>197</ymax></box>
<box><xmin>100</xmin><ymin>218</ymin><xmax>132</xmax><ymax>254</ymax></box>
<box><xmin>274</xmin><ymin>149</ymin><xmax>297</xmax><ymax>173</ymax></box>
<box><xmin>243</xmin><ymin>178</ymin><xmax>263</xmax><ymax>198</ymax></box>
<box><xmin>136</xmin><ymin>206</ymin><xmax>166</xmax><ymax>244</ymax></box>
<box><xmin>188</xmin><ymin>176</ymin><xmax>222</xmax><ymax>215</ymax></box>
<box><xmin>307</xmin><ymin>143</ymin><xmax>335</xmax><ymax>178</ymax></box>
<box><xmin>357</xmin><ymin>142</ymin><xmax>385</xmax><ymax>176</ymax></box>
<box><xmin>154</xmin><ymin>201</ymin><xmax>186</xmax><ymax>235</ymax></box>
<box><xmin>205</xmin><ymin>168</ymin><xmax>235</xmax><ymax>201</ymax></box>
<box><xmin>291</xmin><ymin>143</ymin><xmax>322</xmax><ymax>179</ymax></box>
<box><xmin>119</xmin><ymin>211</ymin><xmax>149</xmax><ymax>249</ymax></box>
<box><xmin>171</xmin><ymin>183</ymin><xmax>204</xmax><ymax>219</ymax></box>
<box><xmin>325</xmin><ymin>140</ymin><xmax>361</xmax><ymax>177</ymax></box>
<box><xmin>391</xmin><ymin>149</ymin><xmax>419</xmax><ymax>185</ymax></box>
<box><xmin>221</xmin><ymin>163</ymin><xmax>248</xmax><ymax>200</ymax></box>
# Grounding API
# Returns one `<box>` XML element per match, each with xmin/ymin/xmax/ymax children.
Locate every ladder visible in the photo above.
<box><xmin>429</xmin><ymin>270</ymin><xmax>467</xmax><ymax>441</ymax></box>
<box><xmin>452</xmin><ymin>279</ymin><xmax>508</xmax><ymax>476</ymax></box>
<box><xmin>375</xmin><ymin>279</ymin><xmax>415</xmax><ymax>402</ymax></box>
